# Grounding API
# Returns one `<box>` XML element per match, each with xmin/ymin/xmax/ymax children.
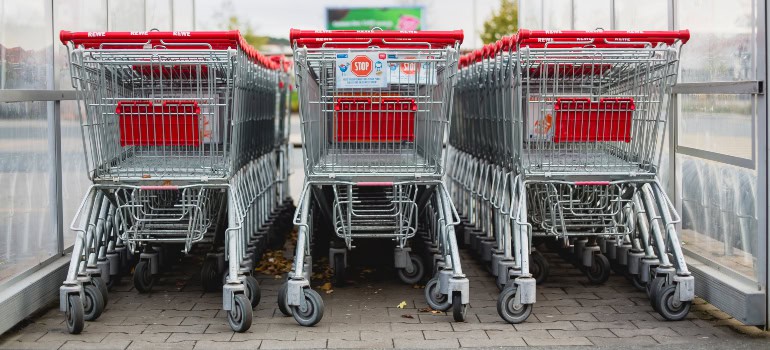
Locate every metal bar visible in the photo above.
<box><xmin>676</xmin><ymin>145</ymin><xmax>756</xmax><ymax>170</ymax></box>
<box><xmin>671</xmin><ymin>81</ymin><xmax>764</xmax><ymax>95</ymax></box>
<box><xmin>0</xmin><ymin>90</ymin><xmax>78</xmax><ymax>103</ymax></box>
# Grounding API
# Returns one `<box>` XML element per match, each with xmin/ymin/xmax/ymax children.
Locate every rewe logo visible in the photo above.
<box><xmin>351</xmin><ymin>55</ymin><xmax>373</xmax><ymax>77</ymax></box>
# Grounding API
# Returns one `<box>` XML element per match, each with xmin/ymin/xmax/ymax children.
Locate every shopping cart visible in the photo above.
<box><xmin>449</xmin><ymin>29</ymin><xmax>693</xmax><ymax>323</ymax></box>
<box><xmin>283</xmin><ymin>29</ymin><xmax>469</xmax><ymax>326</ymax></box>
<box><xmin>58</xmin><ymin>30</ymin><xmax>287</xmax><ymax>333</ymax></box>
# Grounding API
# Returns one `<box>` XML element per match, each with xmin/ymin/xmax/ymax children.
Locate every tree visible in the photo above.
<box><xmin>225</xmin><ymin>16</ymin><xmax>269</xmax><ymax>49</ymax></box>
<box><xmin>481</xmin><ymin>0</ymin><xmax>518</xmax><ymax>45</ymax></box>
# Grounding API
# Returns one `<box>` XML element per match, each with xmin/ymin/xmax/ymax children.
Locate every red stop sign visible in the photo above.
<box><xmin>351</xmin><ymin>55</ymin><xmax>373</xmax><ymax>77</ymax></box>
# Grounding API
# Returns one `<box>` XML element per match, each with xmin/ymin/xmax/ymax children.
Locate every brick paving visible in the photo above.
<box><xmin>1</xmin><ymin>247</ymin><xmax>768</xmax><ymax>349</ymax></box>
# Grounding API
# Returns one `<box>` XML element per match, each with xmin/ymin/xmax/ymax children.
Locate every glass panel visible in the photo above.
<box><xmin>678</xmin><ymin>94</ymin><xmax>754</xmax><ymax>159</ymax></box>
<box><xmin>146</xmin><ymin>0</ymin><xmax>172</xmax><ymax>31</ymax></box>
<box><xmin>677</xmin><ymin>0</ymin><xmax>755</xmax><ymax>82</ymax></box>
<box><xmin>172</xmin><ymin>0</ymin><xmax>194</xmax><ymax>30</ymax></box>
<box><xmin>54</xmin><ymin>0</ymin><xmax>108</xmax><ymax>90</ymax></box>
<box><xmin>678</xmin><ymin>154</ymin><xmax>759</xmax><ymax>282</ymax></box>
<box><xmin>108</xmin><ymin>0</ymin><xmax>145</xmax><ymax>31</ymax></box>
<box><xmin>613</xmin><ymin>0</ymin><xmax>668</xmax><ymax>30</ymax></box>
<box><xmin>573</xmin><ymin>0</ymin><xmax>610</xmax><ymax>30</ymax></box>
<box><xmin>0</xmin><ymin>101</ymin><xmax>53</xmax><ymax>282</ymax></box>
<box><xmin>542</xmin><ymin>0</ymin><xmax>571</xmax><ymax>30</ymax></box>
<box><xmin>0</xmin><ymin>0</ymin><xmax>53</xmax><ymax>89</ymax></box>
<box><xmin>60</xmin><ymin>101</ymin><xmax>90</xmax><ymax>248</ymax></box>
<box><xmin>520</xmin><ymin>0</ymin><xmax>543</xmax><ymax>29</ymax></box>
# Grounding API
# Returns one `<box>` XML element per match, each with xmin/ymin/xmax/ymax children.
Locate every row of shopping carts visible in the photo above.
<box><xmin>447</xmin><ymin>29</ymin><xmax>695</xmax><ymax>323</ymax></box>
<box><xmin>58</xmin><ymin>30</ymin><xmax>295</xmax><ymax>333</ymax></box>
<box><xmin>58</xmin><ymin>26</ymin><xmax>697</xmax><ymax>332</ymax></box>
<box><xmin>278</xmin><ymin>29</ymin><xmax>470</xmax><ymax>325</ymax></box>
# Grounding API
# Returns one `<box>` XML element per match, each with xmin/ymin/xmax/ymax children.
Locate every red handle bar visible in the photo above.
<box><xmin>290</xmin><ymin>28</ymin><xmax>464</xmax><ymax>46</ymax></box>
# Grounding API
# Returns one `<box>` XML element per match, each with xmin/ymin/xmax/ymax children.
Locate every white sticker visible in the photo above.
<box><xmin>335</xmin><ymin>52</ymin><xmax>388</xmax><ymax>88</ymax></box>
<box><xmin>388</xmin><ymin>56</ymin><xmax>437</xmax><ymax>85</ymax></box>
<box><xmin>527</xmin><ymin>98</ymin><xmax>554</xmax><ymax>141</ymax></box>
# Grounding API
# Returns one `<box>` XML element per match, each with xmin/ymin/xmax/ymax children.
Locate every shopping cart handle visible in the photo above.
<box><xmin>140</xmin><ymin>185</ymin><xmax>180</xmax><ymax>190</ymax></box>
<box><xmin>289</xmin><ymin>28</ymin><xmax>464</xmax><ymax>44</ymax></box>
<box><xmin>516</xmin><ymin>29</ymin><xmax>690</xmax><ymax>45</ymax></box>
<box><xmin>59</xmin><ymin>30</ymin><xmax>242</xmax><ymax>45</ymax></box>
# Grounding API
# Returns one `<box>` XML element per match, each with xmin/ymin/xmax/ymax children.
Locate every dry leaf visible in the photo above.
<box><xmin>397</xmin><ymin>301</ymin><xmax>407</xmax><ymax>309</ymax></box>
<box><xmin>320</xmin><ymin>282</ymin><xmax>333</xmax><ymax>291</ymax></box>
<box><xmin>431</xmin><ymin>310</ymin><xmax>442</xmax><ymax>314</ymax></box>
<box><xmin>418</xmin><ymin>307</ymin><xmax>432</xmax><ymax>313</ymax></box>
<box><xmin>325</xmin><ymin>289</ymin><xmax>334</xmax><ymax>294</ymax></box>
<box><xmin>401</xmin><ymin>314</ymin><xmax>414</xmax><ymax>319</ymax></box>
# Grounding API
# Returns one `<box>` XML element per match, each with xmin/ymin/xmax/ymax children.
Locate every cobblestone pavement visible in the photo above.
<box><xmin>1</xmin><ymin>247</ymin><xmax>768</xmax><ymax>349</ymax></box>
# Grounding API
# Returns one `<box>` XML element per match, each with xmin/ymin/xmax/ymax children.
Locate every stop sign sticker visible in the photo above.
<box><xmin>351</xmin><ymin>55</ymin><xmax>373</xmax><ymax>77</ymax></box>
<box><xmin>336</xmin><ymin>52</ymin><xmax>388</xmax><ymax>88</ymax></box>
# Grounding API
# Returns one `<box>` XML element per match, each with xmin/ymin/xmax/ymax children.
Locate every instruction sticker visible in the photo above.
<box><xmin>336</xmin><ymin>52</ymin><xmax>388</xmax><ymax>88</ymax></box>
<box><xmin>389</xmin><ymin>56</ymin><xmax>437</xmax><ymax>85</ymax></box>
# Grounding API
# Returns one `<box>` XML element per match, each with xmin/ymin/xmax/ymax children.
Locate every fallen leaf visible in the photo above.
<box><xmin>418</xmin><ymin>307</ymin><xmax>432</xmax><ymax>313</ymax></box>
<box><xmin>401</xmin><ymin>314</ymin><xmax>414</xmax><ymax>319</ymax></box>
<box><xmin>320</xmin><ymin>282</ymin><xmax>332</xmax><ymax>291</ymax></box>
<box><xmin>431</xmin><ymin>310</ymin><xmax>442</xmax><ymax>314</ymax></box>
<box><xmin>325</xmin><ymin>289</ymin><xmax>334</xmax><ymax>294</ymax></box>
<box><xmin>397</xmin><ymin>301</ymin><xmax>407</xmax><ymax>309</ymax></box>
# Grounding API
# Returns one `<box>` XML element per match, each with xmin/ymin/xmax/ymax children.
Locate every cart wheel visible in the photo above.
<box><xmin>227</xmin><ymin>294</ymin><xmax>253</xmax><ymax>332</ymax></box>
<box><xmin>396</xmin><ymin>254</ymin><xmax>424</xmax><ymax>285</ymax></box>
<box><xmin>585</xmin><ymin>254</ymin><xmax>611</xmax><ymax>285</ymax></box>
<box><xmin>277</xmin><ymin>282</ymin><xmax>292</xmax><ymax>316</ymax></box>
<box><xmin>201</xmin><ymin>258</ymin><xmax>221</xmax><ymax>292</ymax></box>
<box><xmin>92</xmin><ymin>276</ymin><xmax>109</xmax><ymax>304</ymax></box>
<box><xmin>244</xmin><ymin>275</ymin><xmax>261</xmax><ymax>308</ymax></box>
<box><xmin>291</xmin><ymin>288</ymin><xmax>324</xmax><ymax>327</ymax></box>
<box><xmin>496</xmin><ymin>284</ymin><xmax>533</xmax><ymax>324</ymax></box>
<box><xmin>656</xmin><ymin>284</ymin><xmax>691</xmax><ymax>321</ymax></box>
<box><xmin>133</xmin><ymin>260</ymin><xmax>154</xmax><ymax>293</ymax></box>
<box><xmin>83</xmin><ymin>284</ymin><xmax>105</xmax><ymax>321</ymax></box>
<box><xmin>530</xmin><ymin>252</ymin><xmax>550</xmax><ymax>285</ymax></box>
<box><xmin>630</xmin><ymin>273</ymin><xmax>646</xmax><ymax>292</ymax></box>
<box><xmin>332</xmin><ymin>253</ymin><xmax>346</xmax><ymax>286</ymax></box>
<box><xmin>424</xmin><ymin>278</ymin><xmax>450</xmax><ymax>311</ymax></box>
<box><xmin>452</xmin><ymin>293</ymin><xmax>467</xmax><ymax>322</ymax></box>
<box><xmin>647</xmin><ymin>276</ymin><xmax>667</xmax><ymax>311</ymax></box>
<box><xmin>65</xmin><ymin>294</ymin><xmax>84</xmax><ymax>334</ymax></box>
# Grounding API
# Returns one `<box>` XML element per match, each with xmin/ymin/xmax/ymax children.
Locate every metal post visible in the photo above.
<box><xmin>759</xmin><ymin>0</ymin><xmax>769</xmax><ymax>329</ymax></box>
<box><xmin>48</xmin><ymin>0</ymin><xmax>64</xmax><ymax>256</ymax></box>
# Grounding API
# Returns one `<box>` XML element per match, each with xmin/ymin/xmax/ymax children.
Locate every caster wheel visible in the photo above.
<box><xmin>530</xmin><ymin>252</ymin><xmax>550</xmax><ymax>285</ymax></box>
<box><xmin>630</xmin><ymin>273</ymin><xmax>646</xmax><ymax>292</ymax></box>
<box><xmin>65</xmin><ymin>294</ymin><xmax>84</xmax><ymax>334</ymax></box>
<box><xmin>332</xmin><ymin>253</ymin><xmax>346</xmax><ymax>286</ymax></box>
<box><xmin>83</xmin><ymin>284</ymin><xmax>105</xmax><ymax>321</ymax></box>
<box><xmin>243</xmin><ymin>276</ymin><xmax>261</xmax><ymax>308</ymax></box>
<box><xmin>201</xmin><ymin>258</ymin><xmax>222</xmax><ymax>292</ymax></box>
<box><xmin>92</xmin><ymin>276</ymin><xmax>109</xmax><ymax>305</ymax></box>
<box><xmin>585</xmin><ymin>254</ymin><xmax>611</xmax><ymax>285</ymax></box>
<box><xmin>647</xmin><ymin>276</ymin><xmax>667</xmax><ymax>311</ymax></box>
<box><xmin>133</xmin><ymin>260</ymin><xmax>154</xmax><ymax>293</ymax></box>
<box><xmin>424</xmin><ymin>278</ymin><xmax>450</xmax><ymax>311</ymax></box>
<box><xmin>227</xmin><ymin>294</ymin><xmax>253</xmax><ymax>332</ymax></box>
<box><xmin>657</xmin><ymin>284</ymin><xmax>691</xmax><ymax>321</ymax></box>
<box><xmin>452</xmin><ymin>293</ymin><xmax>467</xmax><ymax>322</ymax></box>
<box><xmin>397</xmin><ymin>255</ymin><xmax>425</xmax><ymax>285</ymax></box>
<box><xmin>496</xmin><ymin>284</ymin><xmax>532</xmax><ymax>324</ymax></box>
<box><xmin>277</xmin><ymin>282</ymin><xmax>292</xmax><ymax>316</ymax></box>
<box><xmin>291</xmin><ymin>288</ymin><xmax>324</xmax><ymax>327</ymax></box>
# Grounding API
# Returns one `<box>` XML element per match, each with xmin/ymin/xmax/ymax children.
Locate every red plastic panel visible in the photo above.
<box><xmin>334</xmin><ymin>98</ymin><xmax>417</xmax><ymax>142</ymax></box>
<box><xmin>132</xmin><ymin>65</ymin><xmax>209</xmax><ymax>79</ymax></box>
<box><xmin>553</xmin><ymin>97</ymin><xmax>634</xmax><ymax>143</ymax></box>
<box><xmin>117</xmin><ymin>100</ymin><xmax>201</xmax><ymax>146</ymax></box>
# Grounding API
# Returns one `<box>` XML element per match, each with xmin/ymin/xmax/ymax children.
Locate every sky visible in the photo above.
<box><xmin>194</xmin><ymin>0</ymin><xmax>502</xmax><ymax>49</ymax></box>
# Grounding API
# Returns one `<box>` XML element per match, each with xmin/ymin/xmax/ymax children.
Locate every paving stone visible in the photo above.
<box><xmin>37</xmin><ymin>332</ymin><xmax>109</xmax><ymax>343</ymax></box>
<box><xmin>523</xmin><ymin>336</ymin><xmax>592</xmax><ymax>346</ymax></box>
<box><xmin>122</xmin><ymin>316</ymin><xmax>184</xmax><ymax>326</ymax></box>
<box><xmin>391</xmin><ymin>323</ymin><xmax>452</xmax><ymax>331</ymax></box>
<box><xmin>0</xmin><ymin>332</ymin><xmax>46</xmax><ymax>343</ymax></box>
<box><xmin>487</xmin><ymin>330</ymin><xmax>551</xmax><ymax>340</ymax></box>
<box><xmin>296</xmin><ymin>330</ymin><xmax>359</xmax><ymax>341</ymax></box>
<box><xmin>60</xmin><ymin>340</ymin><xmax>131</xmax><ymax>350</ymax></box>
<box><xmin>589</xmin><ymin>335</ymin><xmax>658</xmax><ymax>346</ymax></box>
<box><xmin>143</xmin><ymin>324</ymin><xmax>207</xmax><ymax>334</ymax></box>
<box><xmin>459</xmin><ymin>338</ymin><xmax>526</xmax><ymax>347</ymax></box>
<box><xmin>652</xmin><ymin>335</ymin><xmax>721</xmax><ymax>344</ymax></box>
<box><xmin>572</xmin><ymin>320</ymin><xmax>638</xmax><ymax>330</ymax></box>
<box><xmin>450</xmin><ymin>322</ymin><xmax>513</xmax><ymax>331</ymax></box>
<box><xmin>166</xmin><ymin>332</ymin><xmax>233</xmax><ymax>342</ymax></box>
<box><xmin>514</xmin><ymin>321</ymin><xmax>576</xmax><ymax>331</ymax></box>
<box><xmin>193</xmin><ymin>340</ymin><xmax>262</xmax><ymax>349</ymax></box>
<box><xmin>535</xmin><ymin>313</ymin><xmax>597</xmax><ymax>323</ymax></box>
<box><xmin>102</xmin><ymin>332</ymin><xmax>171</xmax><ymax>343</ymax></box>
<box><xmin>260</xmin><ymin>339</ymin><xmax>327</xmax><ymax>349</ymax></box>
<box><xmin>556</xmin><ymin>306</ymin><xmax>616</xmax><ymax>314</ymax></box>
<box><xmin>360</xmin><ymin>331</ymin><xmax>424</xmax><ymax>341</ymax></box>
<box><xmin>393</xmin><ymin>338</ymin><xmax>460</xmax><ymax>348</ymax></box>
<box><xmin>0</xmin><ymin>341</ymin><xmax>66</xmax><ymax>350</ymax></box>
<box><xmin>423</xmin><ymin>330</ymin><xmax>488</xmax><ymax>340</ymax></box>
<box><xmin>229</xmin><ymin>330</ymin><xmax>296</xmax><ymax>341</ymax></box>
<box><xmin>327</xmin><ymin>339</ymin><xmax>394</xmax><ymax>348</ymax></box>
<box><xmin>128</xmin><ymin>340</ymin><xmax>196</xmax><ymax>349</ymax></box>
<box><xmin>550</xmin><ymin>329</ymin><xmax>616</xmax><ymax>339</ymax></box>
<box><xmin>611</xmin><ymin>327</ymin><xmax>678</xmax><ymax>337</ymax></box>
